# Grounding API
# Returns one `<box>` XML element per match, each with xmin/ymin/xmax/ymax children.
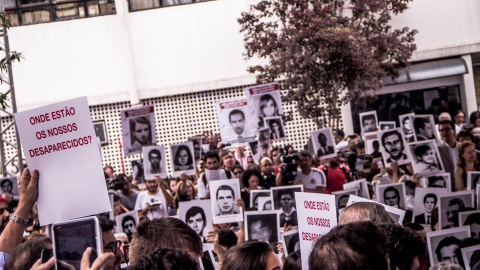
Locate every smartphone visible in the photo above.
<box><xmin>41</xmin><ymin>249</ymin><xmax>54</xmax><ymax>270</ymax></box>
<box><xmin>52</xmin><ymin>216</ymin><xmax>103</xmax><ymax>270</ymax></box>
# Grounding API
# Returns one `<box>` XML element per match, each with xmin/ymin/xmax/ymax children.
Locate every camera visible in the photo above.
<box><xmin>105</xmin><ymin>176</ymin><xmax>125</xmax><ymax>190</ymax></box>
<box><xmin>278</xmin><ymin>149</ymin><xmax>300</xmax><ymax>185</ymax></box>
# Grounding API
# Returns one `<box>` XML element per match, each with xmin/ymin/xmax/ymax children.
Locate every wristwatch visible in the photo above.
<box><xmin>9</xmin><ymin>213</ymin><xmax>28</xmax><ymax>226</ymax></box>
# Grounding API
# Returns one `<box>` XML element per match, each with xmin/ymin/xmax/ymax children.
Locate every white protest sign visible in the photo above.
<box><xmin>14</xmin><ymin>97</ymin><xmax>111</xmax><ymax>225</ymax></box>
<box><xmin>295</xmin><ymin>192</ymin><xmax>337</xmax><ymax>270</ymax></box>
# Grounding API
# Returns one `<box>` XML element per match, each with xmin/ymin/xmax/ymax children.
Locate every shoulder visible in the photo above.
<box><xmin>311</xmin><ymin>168</ymin><xmax>326</xmax><ymax>177</ymax></box>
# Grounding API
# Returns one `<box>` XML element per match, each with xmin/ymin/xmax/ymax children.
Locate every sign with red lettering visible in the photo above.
<box><xmin>295</xmin><ymin>192</ymin><xmax>337</xmax><ymax>270</ymax></box>
<box><xmin>14</xmin><ymin>97</ymin><xmax>111</xmax><ymax>225</ymax></box>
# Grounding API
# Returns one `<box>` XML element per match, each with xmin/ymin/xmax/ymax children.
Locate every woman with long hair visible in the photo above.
<box><xmin>454</xmin><ymin>141</ymin><xmax>479</xmax><ymax>191</ymax></box>
<box><xmin>174</xmin><ymin>145</ymin><xmax>194</xmax><ymax>171</ymax></box>
<box><xmin>258</xmin><ymin>94</ymin><xmax>279</xmax><ymax>127</ymax></box>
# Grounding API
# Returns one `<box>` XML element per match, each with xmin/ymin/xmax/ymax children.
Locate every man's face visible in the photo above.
<box><xmin>384</xmin><ymin>190</ymin><xmax>399</xmax><ymax>207</ymax></box>
<box><xmin>454</xmin><ymin>112</ymin><xmax>465</xmax><ymax>125</ymax></box>
<box><xmin>420</xmin><ymin>123</ymin><xmax>434</xmax><ymax>139</ymax></box>
<box><xmin>272</xmin><ymin>150</ymin><xmax>280</xmax><ymax>165</ymax></box>
<box><xmin>186</xmin><ymin>213</ymin><xmax>205</xmax><ymax>235</ymax></box>
<box><xmin>280</xmin><ymin>194</ymin><xmax>294</xmax><ymax>211</ymax></box>
<box><xmin>363</xmin><ymin>119</ymin><xmax>376</xmax><ymax>132</ymax></box>
<box><xmin>439</xmin><ymin>124</ymin><xmax>455</xmax><ymax>143</ymax></box>
<box><xmin>271</xmin><ymin>122</ymin><xmax>279</xmax><ymax>132</ymax></box>
<box><xmin>145</xmin><ymin>179</ymin><xmax>158</xmax><ymax>193</ymax></box>
<box><xmin>223</xmin><ymin>153</ymin><xmax>235</xmax><ymax>168</ymax></box>
<box><xmin>230</xmin><ymin>113</ymin><xmax>245</xmax><ymax>135</ymax></box>
<box><xmin>217</xmin><ymin>189</ymin><xmax>234</xmax><ymax>214</ymax></box>
<box><xmin>439</xmin><ymin>244</ymin><xmax>459</xmax><ymax>265</ymax></box>
<box><xmin>123</xmin><ymin>220</ymin><xmax>135</xmax><ymax>236</ymax></box>
<box><xmin>104</xmin><ymin>168</ymin><xmax>114</xmax><ymax>179</ymax></box>
<box><xmin>103</xmin><ymin>231</ymin><xmax>124</xmax><ymax>270</ymax></box>
<box><xmin>250</xmin><ymin>220</ymin><xmax>271</xmax><ymax>242</ymax></box>
<box><xmin>298</xmin><ymin>155</ymin><xmax>312</xmax><ymax>172</ymax></box>
<box><xmin>471</xmin><ymin>223</ymin><xmax>480</xmax><ymax>239</ymax></box>
<box><xmin>384</xmin><ymin>134</ymin><xmax>404</xmax><ymax>159</ymax></box>
<box><xmin>446</xmin><ymin>204</ymin><xmax>461</xmax><ymax>227</ymax></box>
<box><xmin>1</xmin><ymin>181</ymin><xmax>12</xmax><ymax>194</ymax></box>
<box><xmin>149</xmin><ymin>153</ymin><xmax>160</xmax><ymax>166</ymax></box>
<box><xmin>134</xmin><ymin>122</ymin><xmax>150</xmax><ymax>144</ymax></box>
<box><xmin>205</xmin><ymin>157</ymin><xmax>219</xmax><ymax>170</ymax></box>
<box><xmin>261</xmin><ymin>158</ymin><xmax>273</xmax><ymax>175</ymax></box>
<box><xmin>113</xmin><ymin>201</ymin><xmax>122</xmax><ymax>216</ymax></box>
<box><xmin>194</xmin><ymin>144</ymin><xmax>201</xmax><ymax>158</ymax></box>
<box><xmin>424</xmin><ymin>197</ymin><xmax>436</xmax><ymax>213</ymax></box>
<box><xmin>318</xmin><ymin>134</ymin><xmax>327</xmax><ymax>147</ymax></box>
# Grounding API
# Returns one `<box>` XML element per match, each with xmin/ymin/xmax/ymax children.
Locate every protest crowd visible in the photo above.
<box><xmin>1</xmin><ymin>86</ymin><xmax>480</xmax><ymax>270</ymax></box>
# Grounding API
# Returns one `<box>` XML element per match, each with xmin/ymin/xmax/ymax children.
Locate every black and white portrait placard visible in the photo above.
<box><xmin>467</xmin><ymin>172</ymin><xmax>480</xmax><ymax>192</ymax></box>
<box><xmin>209</xmin><ymin>179</ymin><xmax>243</xmax><ymax>224</ymax></box>
<box><xmin>120</xmin><ymin>105</ymin><xmax>156</xmax><ymax>156</ymax></box>
<box><xmin>332</xmin><ymin>189</ymin><xmax>358</xmax><ymax>212</ymax></box>
<box><xmin>258</xmin><ymin>127</ymin><xmax>271</xmax><ymax>154</ymax></box>
<box><xmin>438</xmin><ymin>191</ymin><xmax>475</xmax><ymax>230</ymax></box>
<box><xmin>250</xmin><ymin>190</ymin><xmax>272</xmax><ymax>211</ymax></box>
<box><xmin>376</xmin><ymin>182</ymin><xmax>406</xmax><ymax>210</ymax></box>
<box><xmin>188</xmin><ymin>137</ymin><xmax>203</xmax><ymax>164</ymax></box>
<box><xmin>378</xmin><ymin>128</ymin><xmax>409</xmax><ymax>166</ymax></box>
<box><xmin>407</xmin><ymin>140</ymin><xmax>444</xmax><ymax>177</ymax></box>
<box><xmin>142</xmin><ymin>146</ymin><xmax>167</xmax><ymax>179</ymax></box>
<box><xmin>245</xmin><ymin>82</ymin><xmax>284</xmax><ymax>131</ymax></box>
<box><xmin>264</xmin><ymin>116</ymin><xmax>286</xmax><ymax>141</ymax></box>
<box><xmin>257</xmin><ymin>196</ymin><xmax>273</xmax><ymax>211</ymax></box>
<box><xmin>346</xmin><ymin>195</ymin><xmax>406</xmax><ymax>224</ymax></box>
<box><xmin>115</xmin><ymin>211</ymin><xmax>139</xmax><ymax>243</ymax></box>
<box><xmin>93</xmin><ymin>120</ymin><xmax>108</xmax><ymax>145</ymax></box>
<box><xmin>179</xmin><ymin>200</ymin><xmax>213</xmax><ymax>243</ymax></box>
<box><xmin>412</xmin><ymin>188</ymin><xmax>448</xmax><ymax>225</ymax></box>
<box><xmin>458</xmin><ymin>210</ymin><xmax>480</xmax><ymax>239</ymax></box>
<box><xmin>422</xmin><ymin>173</ymin><xmax>452</xmax><ymax>192</ymax></box>
<box><xmin>343</xmin><ymin>179</ymin><xmax>370</xmax><ymax>199</ymax></box>
<box><xmin>359</xmin><ymin>111</ymin><xmax>378</xmax><ymax>137</ymax></box>
<box><xmin>364</xmin><ymin>131</ymin><xmax>382</xmax><ymax>158</ymax></box>
<box><xmin>411</xmin><ymin>115</ymin><xmax>438</xmax><ymax>142</ymax></box>
<box><xmin>379</xmin><ymin>121</ymin><xmax>396</xmax><ymax>131</ymax></box>
<box><xmin>216</xmin><ymin>99</ymin><xmax>255</xmax><ymax>147</ymax></box>
<box><xmin>0</xmin><ymin>176</ymin><xmax>18</xmax><ymax>195</ymax></box>
<box><xmin>271</xmin><ymin>185</ymin><xmax>303</xmax><ymax>227</ymax></box>
<box><xmin>399</xmin><ymin>113</ymin><xmax>415</xmax><ymax>142</ymax></box>
<box><xmin>427</xmin><ymin>226</ymin><xmax>471</xmax><ymax>266</ymax></box>
<box><xmin>311</xmin><ymin>128</ymin><xmax>336</xmax><ymax>159</ymax></box>
<box><xmin>131</xmin><ymin>159</ymin><xmax>144</xmax><ymax>183</ymax></box>
<box><xmin>170</xmin><ymin>142</ymin><xmax>196</xmax><ymax>177</ymax></box>
<box><xmin>245</xmin><ymin>210</ymin><xmax>280</xmax><ymax>245</ymax></box>
<box><xmin>281</xmin><ymin>230</ymin><xmax>300</xmax><ymax>256</ymax></box>
<box><xmin>461</xmin><ymin>244</ymin><xmax>480</xmax><ymax>270</ymax></box>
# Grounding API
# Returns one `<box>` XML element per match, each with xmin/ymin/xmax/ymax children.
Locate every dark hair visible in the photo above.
<box><xmin>203</xmin><ymin>150</ymin><xmax>220</xmax><ymax>163</ymax></box>
<box><xmin>299</xmin><ymin>149</ymin><xmax>312</xmax><ymax>160</ymax></box>
<box><xmin>413</xmin><ymin>117</ymin><xmax>429</xmax><ymax>133</ymax></box>
<box><xmin>448</xmin><ymin>197</ymin><xmax>465</xmax><ymax>209</ymax></box>
<box><xmin>241</xmin><ymin>169</ymin><xmax>263</xmax><ymax>189</ymax></box>
<box><xmin>381</xmin><ymin>130</ymin><xmax>402</xmax><ymax>147</ymax></box>
<box><xmin>229</xmin><ymin>109</ymin><xmax>245</xmax><ymax>122</ymax></box>
<box><xmin>221</xmin><ymin>241</ymin><xmax>273</xmax><ymax>270</ymax></box>
<box><xmin>148</xmin><ymin>149</ymin><xmax>162</xmax><ymax>161</ymax></box>
<box><xmin>464</xmin><ymin>213</ymin><xmax>480</xmax><ymax>225</ymax></box>
<box><xmin>0</xmin><ymin>179</ymin><xmax>12</xmax><ymax>187</ymax></box>
<box><xmin>131</xmin><ymin>217</ymin><xmax>202</xmax><ymax>261</ymax></box>
<box><xmin>129</xmin><ymin>247</ymin><xmax>199</xmax><ymax>270</ymax></box>
<box><xmin>470</xmin><ymin>111</ymin><xmax>480</xmax><ymax>126</ymax></box>
<box><xmin>309</xmin><ymin>221</ymin><xmax>389</xmax><ymax>270</ymax></box>
<box><xmin>221</xmin><ymin>150</ymin><xmax>235</xmax><ymax>159</ymax></box>
<box><xmin>173</xmin><ymin>145</ymin><xmax>193</xmax><ymax>166</ymax></box>
<box><xmin>335</xmin><ymin>129</ymin><xmax>345</xmax><ymax>138</ymax></box>
<box><xmin>130</xmin><ymin>116</ymin><xmax>152</xmax><ymax>143</ymax></box>
<box><xmin>457</xmin><ymin>130</ymin><xmax>475</xmax><ymax>142</ymax></box>
<box><xmin>435</xmin><ymin>236</ymin><xmax>461</xmax><ymax>263</ymax></box>
<box><xmin>379</xmin><ymin>224</ymin><xmax>426</xmax><ymax>270</ymax></box>
<box><xmin>185</xmin><ymin>206</ymin><xmax>206</xmax><ymax>224</ymax></box>
<box><xmin>356</xmin><ymin>140</ymin><xmax>365</xmax><ymax>150</ymax></box>
<box><xmin>268</xmin><ymin>118</ymin><xmax>281</xmax><ymax>129</ymax></box>
<box><xmin>438</xmin><ymin>120</ymin><xmax>455</xmax><ymax>131</ymax></box>
<box><xmin>217</xmin><ymin>228</ymin><xmax>238</xmax><ymax>249</ymax></box>
<box><xmin>362</xmin><ymin>114</ymin><xmax>376</xmax><ymax>125</ymax></box>
<box><xmin>122</xmin><ymin>215</ymin><xmax>136</xmax><ymax>229</ymax></box>
<box><xmin>404</xmin><ymin>223</ymin><xmax>424</xmax><ymax>231</ymax></box>
<box><xmin>259</xmin><ymin>94</ymin><xmax>278</xmax><ymax>117</ymax></box>
<box><xmin>247</xmin><ymin>214</ymin><xmax>277</xmax><ymax>243</ymax></box>
<box><xmin>216</xmin><ymin>185</ymin><xmax>235</xmax><ymax>200</ymax></box>
<box><xmin>284</xmin><ymin>250</ymin><xmax>301</xmax><ymax>270</ymax></box>
<box><xmin>402</xmin><ymin>116</ymin><xmax>411</xmax><ymax>125</ymax></box>
<box><xmin>317</xmin><ymin>132</ymin><xmax>327</xmax><ymax>142</ymax></box>
<box><xmin>97</xmin><ymin>214</ymin><xmax>115</xmax><ymax>232</ymax></box>
<box><xmin>287</xmin><ymin>233</ymin><xmax>300</xmax><ymax>253</ymax></box>
<box><xmin>413</xmin><ymin>145</ymin><xmax>431</xmax><ymax>159</ymax></box>
<box><xmin>4</xmin><ymin>237</ymin><xmax>52</xmax><ymax>270</ymax></box>
<box><xmin>424</xmin><ymin>193</ymin><xmax>437</xmax><ymax>205</ymax></box>
<box><xmin>113</xmin><ymin>193</ymin><xmax>121</xmax><ymax>203</ymax></box>
<box><xmin>383</xmin><ymin>186</ymin><xmax>400</xmax><ymax>200</ymax></box>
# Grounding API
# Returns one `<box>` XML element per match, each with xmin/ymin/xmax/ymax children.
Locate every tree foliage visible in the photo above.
<box><xmin>238</xmin><ymin>0</ymin><xmax>417</xmax><ymax>130</ymax></box>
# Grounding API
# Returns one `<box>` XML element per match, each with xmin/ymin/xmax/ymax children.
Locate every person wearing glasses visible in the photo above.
<box><xmin>97</xmin><ymin>215</ymin><xmax>125</xmax><ymax>270</ymax></box>
<box><xmin>259</xmin><ymin>157</ymin><xmax>276</xmax><ymax>189</ymax></box>
<box><xmin>241</xmin><ymin>169</ymin><xmax>264</xmax><ymax>210</ymax></box>
<box><xmin>437</xmin><ymin>120</ymin><xmax>459</xmax><ymax>189</ymax></box>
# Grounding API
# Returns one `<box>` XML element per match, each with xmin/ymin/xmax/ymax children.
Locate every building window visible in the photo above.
<box><xmin>5</xmin><ymin>0</ymin><xmax>116</xmax><ymax>26</ymax></box>
<box><xmin>129</xmin><ymin>0</ymin><xmax>210</xmax><ymax>12</ymax></box>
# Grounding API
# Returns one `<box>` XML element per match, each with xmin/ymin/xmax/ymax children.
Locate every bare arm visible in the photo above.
<box><xmin>156</xmin><ymin>176</ymin><xmax>174</xmax><ymax>206</ymax></box>
<box><xmin>236</xmin><ymin>199</ymin><xmax>245</xmax><ymax>244</ymax></box>
<box><xmin>275</xmin><ymin>163</ymin><xmax>284</xmax><ymax>186</ymax></box>
<box><xmin>0</xmin><ymin>168</ymin><xmax>38</xmax><ymax>254</ymax></box>
<box><xmin>454</xmin><ymin>167</ymin><xmax>466</xmax><ymax>191</ymax></box>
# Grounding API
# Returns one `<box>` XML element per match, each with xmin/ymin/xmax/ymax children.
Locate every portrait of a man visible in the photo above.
<box><xmin>266</xmin><ymin>117</ymin><xmax>285</xmax><ymax>140</ymax></box>
<box><xmin>129</xmin><ymin>116</ymin><xmax>152</xmax><ymax>149</ymax></box>
<box><xmin>148</xmin><ymin>149</ymin><xmax>162</xmax><ymax>174</ymax></box>
<box><xmin>435</xmin><ymin>236</ymin><xmax>461</xmax><ymax>265</ymax></box>
<box><xmin>316</xmin><ymin>132</ymin><xmax>334</xmax><ymax>157</ymax></box>
<box><xmin>277</xmin><ymin>189</ymin><xmax>298</xmax><ymax>227</ymax></box>
<box><xmin>464</xmin><ymin>213</ymin><xmax>480</xmax><ymax>239</ymax></box>
<box><xmin>361</xmin><ymin>113</ymin><xmax>377</xmax><ymax>133</ymax></box>
<box><xmin>185</xmin><ymin>206</ymin><xmax>207</xmax><ymax>242</ymax></box>
<box><xmin>122</xmin><ymin>215</ymin><xmax>136</xmax><ymax>242</ymax></box>
<box><xmin>246</xmin><ymin>213</ymin><xmax>278</xmax><ymax>244</ymax></box>
<box><xmin>216</xmin><ymin>185</ymin><xmax>238</xmax><ymax>216</ymax></box>
<box><xmin>383</xmin><ymin>186</ymin><xmax>401</xmax><ymax>209</ymax></box>
<box><xmin>443</xmin><ymin>198</ymin><xmax>466</xmax><ymax>229</ymax></box>
<box><xmin>414</xmin><ymin>193</ymin><xmax>437</xmax><ymax>225</ymax></box>
<box><xmin>381</xmin><ymin>129</ymin><xmax>407</xmax><ymax>164</ymax></box>
<box><xmin>414</xmin><ymin>117</ymin><xmax>435</xmax><ymax>141</ymax></box>
<box><xmin>229</xmin><ymin>109</ymin><xmax>246</xmax><ymax>139</ymax></box>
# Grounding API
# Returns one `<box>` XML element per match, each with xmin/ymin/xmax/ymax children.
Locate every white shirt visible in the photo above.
<box><xmin>197</xmin><ymin>169</ymin><xmax>230</xmax><ymax>199</ymax></box>
<box><xmin>134</xmin><ymin>190</ymin><xmax>168</xmax><ymax>220</ymax></box>
<box><xmin>441</xmin><ymin>141</ymin><xmax>459</xmax><ymax>168</ymax></box>
<box><xmin>296</xmin><ymin>168</ymin><xmax>326</xmax><ymax>190</ymax></box>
